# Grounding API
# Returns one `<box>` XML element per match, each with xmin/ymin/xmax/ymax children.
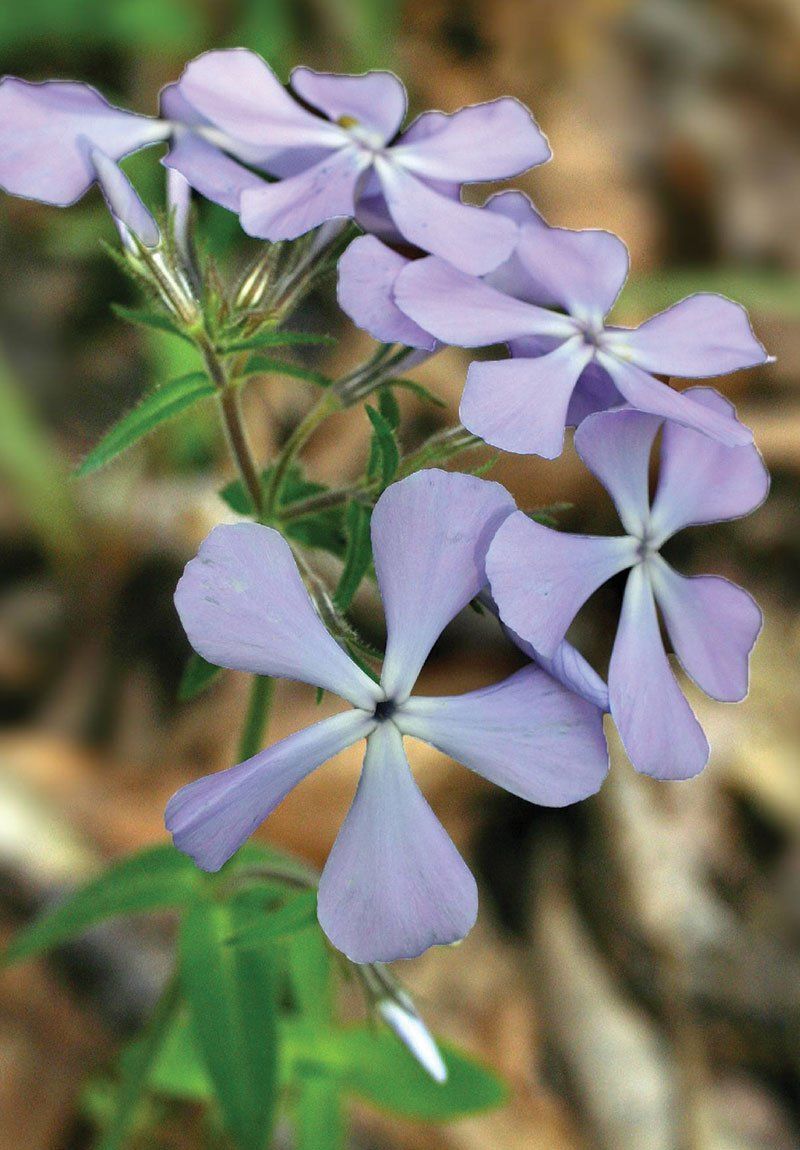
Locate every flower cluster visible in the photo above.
<box><xmin>0</xmin><ymin>52</ymin><xmax>771</xmax><ymax>964</ymax></box>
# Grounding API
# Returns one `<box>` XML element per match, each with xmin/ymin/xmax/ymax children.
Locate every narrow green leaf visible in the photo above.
<box><xmin>220</xmin><ymin>330</ymin><xmax>335</xmax><ymax>354</ymax></box>
<box><xmin>377</xmin><ymin>385</ymin><xmax>400</xmax><ymax>429</ymax></box>
<box><xmin>111</xmin><ymin>303</ymin><xmax>191</xmax><ymax>342</ymax></box>
<box><xmin>285</xmin><ymin>926</ymin><xmax>333</xmax><ymax>1022</ymax></box>
<box><xmin>150</xmin><ymin>1009</ymin><xmax>213</xmax><ymax>1102</ymax></box>
<box><xmin>389</xmin><ymin>378</ymin><xmax>446</xmax><ymax>408</ymax></box>
<box><xmin>333</xmin><ymin>501</ymin><xmax>372</xmax><ymax>611</ymax></box>
<box><xmin>178</xmin><ymin>653</ymin><xmax>223</xmax><ymax>702</ymax></box>
<box><xmin>180</xmin><ymin>900</ymin><xmax>279</xmax><ymax>1150</ymax></box>
<box><xmin>3</xmin><ymin>846</ymin><xmax>199</xmax><ymax>966</ymax></box>
<box><xmin>242</xmin><ymin>355</ymin><xmax>332</xmax><ymax>388</ymax></box>
<box><xmin>295</xmin><ymin>1078</ymin><xmax>344</xmax><ymax>1150</ymax></box>
<box><xmin>228</xmin><ymin>891</ymin><xmax>318</xmax><ymax>950</ymax></box>
<box><xmin>365</xmin><ymin>405</ymin><xmax>400</xmax><ymax>487</ymax></box>
<box><xmin>97</xmin><ymin>977</ymin><xmax>181</xmax><ymax>1150</ymax></box>
<box><xmin>76</xmin><ymin>372</ymin><xmax>215</xmax><ymax>476</ymax></box>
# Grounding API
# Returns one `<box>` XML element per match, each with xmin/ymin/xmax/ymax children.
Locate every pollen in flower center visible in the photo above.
<box><xmin>373</xmin><ymin>698</ymin><xmax>397</xmax><ymax>722</ymax></box>
<box><xmin>337</xmin><ymin>114</ymin><xmax>385</xmax><ymax>153</ymax></box>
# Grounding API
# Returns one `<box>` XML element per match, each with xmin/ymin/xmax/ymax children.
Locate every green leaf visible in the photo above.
<box><xmin>228</xmin><ymin>891</ymin><xmax>318</xmax><ymax>949</ymax></box>
<box><xmin>150</xmin><ymin>1008</ymin><xmax>213</xmax><ymax>1102</ymax></box>
<box><xmin>178</xmin><ymin>653</ymin><xmax>223</xmax><ymax>702</ymax></box>
<box><xmin>333</xmin><ymin>501</ymin><xmax>372</xmax><ymax>612</ymax></box>
<box><xmin>283</xmin><ymin>1024</ymin><xmax>507</xmax><ymax>1121</ymax></box>
<box><xmin>285</xmin><ymin>924</ymin><xmax>333</xmax><ymax>1022</ymax></box>
<box><xmin>242</xmin><ymin>355</ymin><xmax>332</xmax><ymax>388</ymax></box>
<box><xmin>365</xmin><ymin>405</ymin><xmax>400</xmax><ymax>487</ymax></box>
<box><xmin>111</xmin><ymin>303</ymin><xmax>191</xmax><ymax>342</ymax></box>
<box><xmin>3</xmin><ymin>845</ymin><xmax>199</xmax><ymax>966</ymax></box>
<box><xmin>295</xmin><ymin>1078</ymin><xmax>344</xmax><ymax>1150</ymax></box>
<box><xmin>377</xmin><ymin>385</ymin><xmax>400</xmax><ymax>429</ymax></box>
<box><xmin>76</xmin><ymin>372</ymin><xmax>216</xmax><ymax>476</ymax></box>
<box><xmin>180</xmin><ymin>899</ymin><xmax>279</xmax><ymax>1150</ymax></box>
<box><xmin>220</xmin><ymin>330</ymin><xmax>335</xmax><ymax>354</ymax></box>
<box><xmin>389</xmin><ymin>378</ymin><xmax>446</xmax><ymax>408</ymax></box>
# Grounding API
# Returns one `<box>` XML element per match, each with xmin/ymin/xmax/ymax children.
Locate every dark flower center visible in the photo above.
<box><xmin>374</xmin><ymin>698</ymin><xmax>397</xmax><ymax>722</ymax></box>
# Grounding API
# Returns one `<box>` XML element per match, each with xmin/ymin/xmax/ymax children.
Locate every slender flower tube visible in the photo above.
<box><xmin>166</xmin><ymin>469</ymin><xmax>609</xmax><ymax>962</ymax></box>
<box><xmin>486</xmin><ymin>389</ymin><xmax>769</xmax><ymax>779</ymax></box>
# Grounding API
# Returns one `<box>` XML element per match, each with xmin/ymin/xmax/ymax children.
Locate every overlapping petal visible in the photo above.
<box><xmin>240</xmin><ymin>148</ymin><xmax>368</xmax><ymax>240</ymax></box>
<box><xmin>317</xmin><ymin>722</ymin><xmax>478</xmax><ymax>962</ymax></box>
<box><xmin>394</xmin><ymin>255</ymin><xmax>573</xmax><ymax>345</ymax></box>
<box><xmin>166</xmin><ymin>709</ymin><xmax>374</xmax><ymax>872</ymax></box>
<box><xmin>174</xmin><ymin>522</ymin><xmax>382</xmax><ymax>709</ymax></box>
<box><xmin>164</xmin><ymin>131</ymin><xmax>266</xmax><ymax>213</ymax></box>
<box><xmin>597</xmin><ymin>353</ymin><xmax>753</xmax><ymax>447</ymax></box>
<box><xmin>373</xmin><ymin>470</ymin><xmax>515</xmax><ymax>701</ymax></box>
<box><xmin>0</xmin><ymin>78</ymin><xmax>167</xmax><ymax>206</ymax></box>
<box><xmin>396</xmin><ymin>665</ymin><xmax>608</xmax><ymax>805</ymax></box>
<box><xmin>486</xmin><ymin>511</ymin><xmax>638</xmax><ymax>658</ymax></box>
<box><xmin>177</xmin><ymin>49</ymin><xmax>343</xmax><ymax>152</ymax></box>
<box><xmin>336</xmin><ymin>236</ymin><xmax>436</xmax><ymax>349</ymax></box>
<box><xmin>608</xmin><ymin>564</ymin><xmax>709</xmax><ymax>779</ymax></box>
<box><xmin>515</xmin><ymin>221</ymin><xmax>629</xmax><ymax>322</ymax></box>
<box><xmin>392</xmin><ymin>99</ymin><xmax>550</xmax><ymax>181</ymax></box>
<box><xmin>460</xmin><ymin>340</ymin><xmax>593</xmax><ymax>458</ymax></box>
<box><xmin>374</xmin><ymin>161</ymin><xmax>518</xmax><ymax>275</ymax></box>
<box><xmin>649</xmin><ymin>559</ymin><xmax>761</xmax><ymax>703</ymax></box>
<box><xmin>606</xmin><ymin>293</ymin><xmax>770</xmax><ymax>378</ymax></box>
<box><xmin>648</xmin><ymin>388</ymin><xmax>769</xmax><ymax>542</ymax></box>
<box><xmin>290</xmin><ymin>67</ymin><xmax>407</xmax><ymax>141</ymax></box>
<box><xmin>574</xmin><ymin>408</ymin><xmax>662</xmax><ymax>537</ymax></box>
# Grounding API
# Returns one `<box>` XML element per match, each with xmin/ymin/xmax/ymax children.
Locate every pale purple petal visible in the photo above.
<box><xmin>167</xmin><ymin>168</ymin><xmax>192</xmax><ymax>263</ymax></box>
<box><xmin>484</xmin><ymin>189</ymin><xmax>543</xmax><ymax>227</ymax></box>
<box><xmin>239</xmin><ymin>148</ymin><xmax>368</xmax><ymax>240</ymax></box>
<box><xmin>177</xmin><ymin>49</ymin><xmax>344</xmax><ymax>151</ymax></box>
<box><xmin>396</xmin><ymin>665</ymin><xmax>608</xmax><ymax>805</ymax></box>
<box><xmin>573</xmin><ymin>407</ymin><xmax>662</xmax><ymax>537</ymax></box>
<box><xmin>565</xmin><ymin>362</ymin><xmax>622</xmax><ymax>426</ymax></box>
<box><xmin>392</xmin><ymin>99</ymin><xmax>550</xmax><ymax>181</ymax></box>
<box><xmin>597</xmin><ymin>353</ymin><xmax>754</xmax><ymax>447</ymax></box>
<box><xmin>609</xmin><ymin>564</ymin><xmax>709</xmax><ymax>779</ymax></box>
<box><xmin>166</xmin><ymin>709</ymin><xmax>373</xmax><ymax>872</ymax></box>
<box><xmin>336</xmin><ymin>236</ymin><xmax>436</xmax><ymax>349</ymax></box>
<box><xmin>649</xmin><ymin>558</ymin><xmax>761</xmax><ymax>703</ymax></box>
<box><xmin>460</xmin><ymin>341</ymin><xmax>593</xmax><ymax>458</ymax></box>
<box><xmin>317</xmin><ymin>722</ymin><xmax>478</xmax><ymax>962</ymax></box>
<box><xmin>163</xmin><ymin>130</ymin><xmax>266</xmax><ymax>213</ymax></box>
<box><xmin>515</xmin><ymin>221</ymin><xmax>629</xmax><ymax>321</ymax></box>
<box><xmin>374</xmin><ymin>159</ymin><xmax>518</xmax><ymax>275</ymax></box>
<box><xmin>0</xmin><ymin>77</ymin><xmax>167</xmax><ymax>206</ymax></box>
<box><xmin>174</xmin><ymin>523</ymin><xmax>381</xmax><ymax>709</ymax></box>
<box><xmin>90</xmin><ymin>148</ymin><xmax>160</xmax><ymax>248</ymax></box>
<box><xmin>394</xmin><ymin>256</ymin><xmax>573</xmax><ymax>345</ymax></box>
<box><xmin>484</xmin><ymin>192</ymin><xmax>564</xmax><ymax>306</ymax></box>
<box><xmin>606</xmin><ymin>293</ymin><xmax>770</xmax><ymax>378</ymax></box>
<box><xmin>648</xmin><ymin>388</ymin><xmax>770</xmax><ymax>542</ymax></box>
<box><xmin>290</xmin><ymin>67</ymin><xmax>406</xmax><ymax>141</ymax></box>
<box><xmin>373</xmin><ymin>470</ymin><xmax>515</xmax><ymax>701</ymax></box>
<box><xmin>486</xmin><ymin>511</ymin><xmax>638</xmax><ymax>658</ymax></box>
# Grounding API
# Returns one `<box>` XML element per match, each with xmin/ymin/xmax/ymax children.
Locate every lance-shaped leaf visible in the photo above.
<box><xmin>76</xmin><ymin>372</ymin><xmax>216</xmax><ymax>476</ymax></box>
<box><xmin>111</xmin><ymin>303</ymin><xmax>192</xmax><ymax>342</ymax></box>
<box><xmin>227</xmin><ymin>890</ymin><xmax>319</xmax><ymax>950</ymax></box>
<box><xmin>334</xmin><ymin>500</ymin><xmax>373</xmax><ymax>611</ymax></box>
<box><xmin>219</xmin><ymin>330</ymin><xmax>335</xmax><ymax>354</ymax></box>
<box><xmin>242</xmin><ymin>355</ymin><xmax>332</xmax><ymax>388</ymax></box>
<box><xmin>388</xmin><ymin>378</ymin><xmax>446</xmax><ymax>408</ymax></box>
<box><xmin>180</xmin><ymin>899</ymin><xmax>279</xmax><ymax>1150</ymax></box>
<box><xmin>366</xmin><ymin>405</ymin><xmax>400</xmax><ymax>487</ymax></box>
<box><xmin>3</xmin><ymin>845</ymin><xmax>199</xmax><ymax>966</ymax></box>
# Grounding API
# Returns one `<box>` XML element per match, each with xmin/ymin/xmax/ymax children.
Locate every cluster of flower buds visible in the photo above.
<box><xmin>0</xmin><ymin>53</ymin><xmax>771</xmax><ymax>968</ymax></box>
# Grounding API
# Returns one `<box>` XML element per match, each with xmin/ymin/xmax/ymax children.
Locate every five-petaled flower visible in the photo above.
<box><xmin>390</xmin><ymin>191</ymin><xmax>771</xmax><ymax>457</ymax></box>
<box><xmin>486</xmin><ymin>390</ymin><xmax>769</xmax><ymax>780</ymax></box>
<box><xmin>167</xmin><ymin>469</ymin><xmax>609</xmax><ymax>963</ymax></box>
<box><xmin>162</xmin><ymin>49</ymin><xmax>551</xmax><ymax>274</ymax></box>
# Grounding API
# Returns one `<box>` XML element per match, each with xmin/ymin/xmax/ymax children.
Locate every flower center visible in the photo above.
<box><xmin>373</xmin><ymin>698</ymin><xmax>397</xmax><ymax>722</ymax></box>
<box><xmin>336</xmin><ymin>114</ymin><xmax>384</xmax><ymax>153</ymax></box>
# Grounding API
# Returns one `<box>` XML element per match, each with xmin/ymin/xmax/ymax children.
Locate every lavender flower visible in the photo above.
<box><xmin>486</xmin><ymin>390</ymin><xmax>769</xmax><ymax>780</ymax></box>
<box><xmin>167</xmin><ymin>469</ymin><xmax>608</xmax><ymax>962</ymax></box>
<box><xmin>392</xmin><ymin>191</ymin><xmax>771</xmax><ymax>456</ymax></box>
<box><xmin>162</xmin><ymin>50</ymin><xmax>551</xmax><ymax>274</ymax></box>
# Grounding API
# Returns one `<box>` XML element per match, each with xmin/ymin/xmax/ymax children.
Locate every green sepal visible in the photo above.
<box><xmin>178</xmin><ymin>653</ymin><xmax>224</xmax><ymax>702</ymax></box>
<box><xmin>76</xmin><ymin>372</ymin><xmax>216</xmax><ymax>476</ymax></box>
<box><xmin>2</xmin><ymin>845</ymin><xmax>200</xmax><ymax>966</ymax></box>
<box><xmin>179</xmin><ymin>898</ymin><xmax>279</xmax><ymax>1150</ymax></box>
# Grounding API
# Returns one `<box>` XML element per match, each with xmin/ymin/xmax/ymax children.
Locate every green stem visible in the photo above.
<box><xmin>238</xmin><ymin>674</ymin><xmax>274</xmax><ymax>761</ymax></box>
<box><xmin>263</xmin><ymin>390</ymin><xmax>342</xmax><ymax>520</ymax></box>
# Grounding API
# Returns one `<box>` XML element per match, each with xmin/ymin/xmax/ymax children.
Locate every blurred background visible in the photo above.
<box><xmin>1</xmin><ymin>0</ymin><xmax>799</xmax><ymax>1147</ymax></box>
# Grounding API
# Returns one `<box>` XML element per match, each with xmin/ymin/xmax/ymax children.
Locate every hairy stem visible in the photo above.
<box><xmin>238</xmin><ymin>674</ymin><xmax>275</xmax><ymax>761</ymax></box>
